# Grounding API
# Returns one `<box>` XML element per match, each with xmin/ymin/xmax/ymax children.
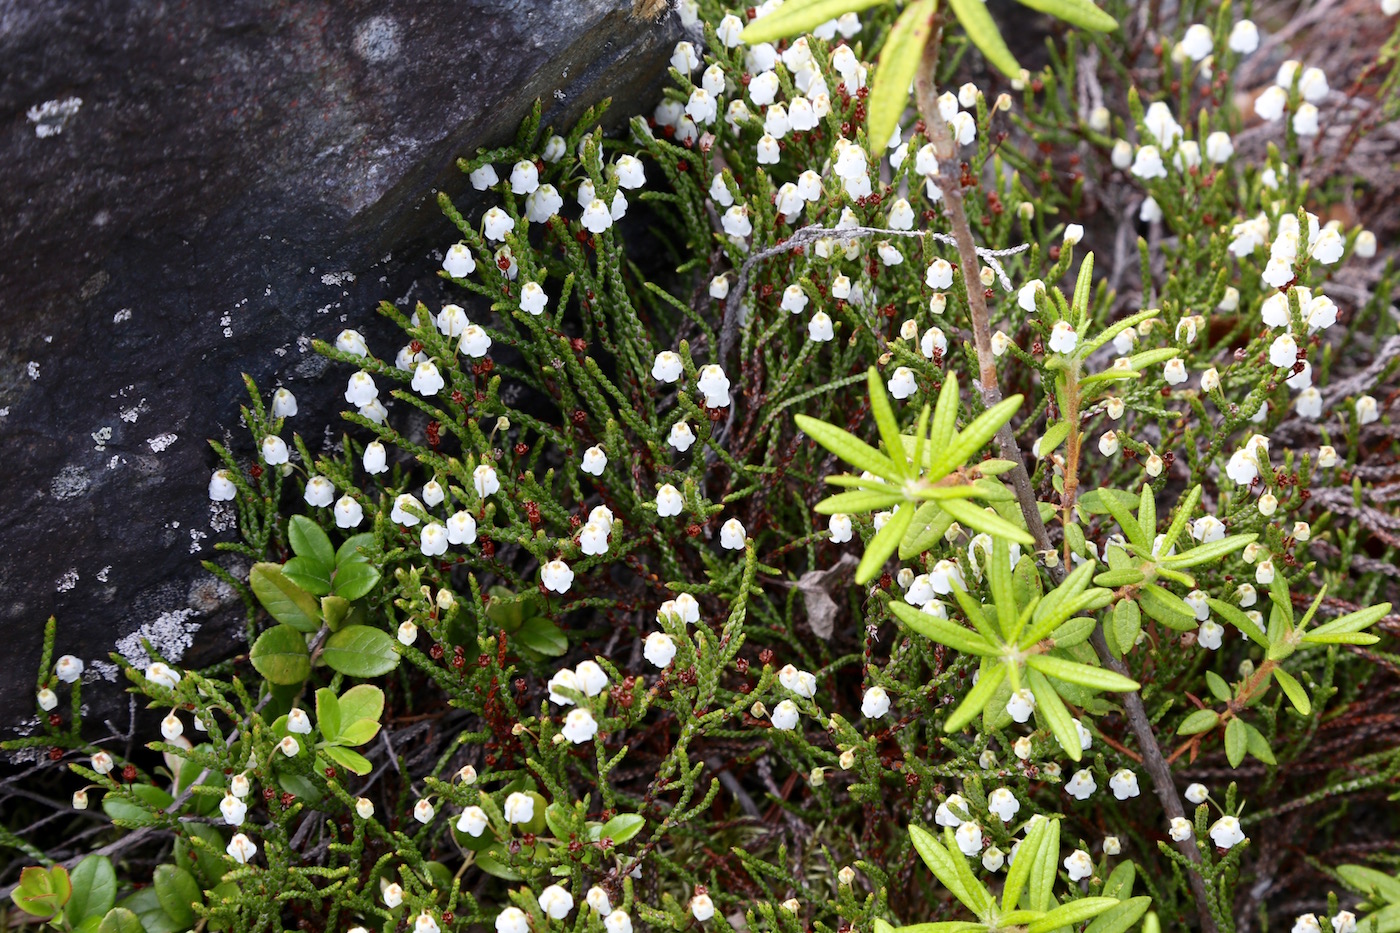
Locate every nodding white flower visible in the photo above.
<box><xmin>1256</xmin><ymin>558</ymin><xmax>1278</xmax><ymax>585</ymax></box>
<box><xmin>571</xmin><ymin>444</ymin><xmax>609</xmax><ymax>480</ymax></box>
<box><xmin>411</xmin><ymin>798</ymin><xmax>435</xmax><ymax>824</ymax></box>
<box><xmin>536</xmin><ymin>885</ymin><xmax>574</xmax><ymax>921</ymax></box>
<box><xmin>512</xmin><ymin>281</ymin><xmax>548</xmax><ymax>318</ymax></box>
<box><xmin>828</xmin><ymin>274</ymin><xmax>854</xmax><ymax>301</ymax></box>
<box><xmin>1197</xmin><ymin>366</ymin><xmax>1221</xmax><ymax>393</ymax></box>
<box><xmin>146</xmin><ymin>663</ymin><xmax>181</xmax><ymax>689</ymax></box>
<box><xmin>698</xmin><ymin>365</ymin><xmax>731</xmax><ymax>407</ymax></box>
<box><xmin>1099</xmin><ymin>431</ymin><xmax>1120</xmax><ymax>456</ymax></box>
<box><xmin>395</xmin><ymin>621</ymin><xmax>418</xmax><ymax>647</ymax></box>
<box><xmin>950</xmin><ymin>111</ymin><xmax>976</xmax><ymax>146</ymax></box>
<box><xmin>1270</xmin><ymin>332</ymin><xmax>1301</xmax><ymax>368</ymax></box>
<box><xmin>87</xmin><ymin>751</ymin><xmax>116</xmax><ymax>777</ymax></box>
<box><xmin>661</xmin><ymin>593</ymin><xmax>698</xmax><ymax>625</ymax></box>
<box><xmin>1160</xmin><ymin>357</ymin><xmax>1187</xmax><ymax>386</ymax></box>
<box><xmin>1074</xmin><ymin>718</ymin><xmax>1094</xmax><ymax>750</ymax></box>
<box><xmin>345</xmin><ymin>371</ymin><xmax>378</xmax><ymax>407</ymax></box>
<box><xmin>448</xmin><ymin>324</ymin><xmax>490</xmax><ymax>361</ymax></box>
<box><xmin>567</xmin><ymin>661</ymin><xmax>606</xmax><ymax>697</ymax></box>
<box><xmin>778</xmin><ymin>665</ymin><xmax>818</xmax><ymax>698</ymax></box>
<box><xmin>668</xmin><ymin>420</ymin><xmax>696</xmax><ymax>453</ymax></box>
<box><xmin>926</xmin><ymin>259</ymin><xmax>954</xmax><ymax>289</ymax></box>
<box><xmin>273</xmin><ymin>734</ymin><xmax>299</xmax><ymax>758</ymax></box>
<box><xmin>991</xmin><ymin>331</ymin><xmax>1012</xmax><ymax>357</ymax></box>
<box><xmin>1013</xmin><ymin>736</ymin><xmax>1033</xmax><ymax>760</ymax></box>
<box><xmin>1184</xmin><ymin>783</ymin><xmax>1210</xmax><ymax>805</ymax></box>
<box><xmin>1145</xmin><ymin>102</ymin><xmax>1183</xmax><ymax>147</ymax></box>
<box><xmin>756</xmin><ymin>133</ymin><xmax>781</xmax><ymax>165</ymax></box>
<box><xmin>1292</xmin><ymin>102</ymin><xmax>1320</xmax><ymax>136</ymax></box>
<box><xmin>929</xmin><ymin>559</ymin><xmax>966</xmax><ymax>594</ymax></box>
<box><xmin>906</xmin><ymin>574</ymin><xmax>936</xmax><ymax>606</ymax></box>
<box><xmin>37</xmin><ymin>688</ymin><xmax>59</xmax><ymax>711</ymax></box>
<box><xmin>770</xmin><ymin>699</ymin><xmax>799</xmax><ymax>731</ymax></box>
<box><xmin>1131</xmin><ymin>145</ymin><xmax>1168</xmax><ymax>179</ymax></box>
<box><xmin>1292</xmin><ymin>917</ymin><xmax>1323</xmax><ymax>933</ymax></box>
<box><xmin>391</xmin><ymin>494</ymin><xmax>423</xmax><ymax>526</ymax></box>
<box><xmin>1140</xmin><ymin>196</ymin><xmax>1164</xmax><ymax>223</ymax></box>
<box><xmin>496</xmin><ymin>908</ymin><xmax>529</xmax><ymax>933</ymax></box>
<box><xmin>1066</xmin><ymin>769</ymin><xmax>1097</xmax><ymax>800</ymax></box>
<box><xmin>954</xmin><ymin>821</ymin><xmax>984</xmax><ymax>856</ymax></box>
<box><xmin>1198</xmin><ymin>620</ymin><xmax>1225</xmax><ymax>650</ymax></box>
<box><xmin>1006</xmin><ymin>688</ymin><xmax>1036</xmax><ymax>723</ymax></box>
<box><xmin>455</xmin><ymin>805</ymin><xmax>489</xmax><ymax>837</ymax></box>
<box><xmin>1317</xmin><ymin>445</ymin><xmax>1339</xmax><ymax>468</ymax></box>
<box><xmin>53</xmin><ymin>654</ymin><xmax>85</xmax><ymax>684</ymax></box>
<box><xmin>336</xmin><ymin>328</ymin><xmax>370</xmax><ymax>358</ymax></box>
<box><xmin>877</xmin><ymin>241</ymin><xmax>904</xmax><ymax>267</ymax></box>
<box><xmin>1141</xmin><ymin>453</ymin><xmax>1163</xmax><ymax>478</ymax></box>
<box><xmin>357</xmin><ymin>443</ymin><xmax>389</xmax><ymax>480</ymax></box>
<box><xmin>469</xmin><ymin>164</ymin><xmax>499</xmax><ymax>190</ymax></box>
<box><xmin>268</xmin><ymin>387</ymin><xmax>299</xmax><ymax>420</ymax></box>
<box><xmin>935</xmin><ymin>794</ymin><xmax>969</xmax><ymax>827</ymax></box>
<box><xmin>700</xmin><ymin>63</ymin><xmax>727</xmax><ymax>99</ymax></box>
<box><xmin>670</xmin><ymin>39</ymin><xmax>699</xmax><ymax>73</ymax></box>
<box><xmin>414</xmin><ymin>914</ymin><xmax>441</xmax><ymax>933</ymax></box>
<box><xmin>261</xmin><ymin>435</ymin><xmax>290</xmax><ymax>466</ymax></box>
<box><xmin>953</xmin><ymin>81</ymin><xmax>979</xmax><ymax>109</ymax></box>
<box><xmin>720</xmin><ymin>519</ymin><xmax>746</xmax><ymax>550</ymax></box>
<box><xmin>209</xmin><ymin>469</ymin><xmax>238</xmax><ymax>502</ymax></box>
<box><xmin>828</xmin><ymin>513</ymin><xmax>853</xmax><ymax>543</ymax></box>
<box><xmin>1229</xmin><ymin>19</ymin><xmax>1259</xmax><ymax>52</ymax></box>
<box><xmin>656</xmin><ymin>484</ymin><xmax>684</xmax><ymax>518</ymax></box>
<box><xmin>1332</xmin><ymin>913</ymin><xmax>1357</xmax><ymax>933</ymax></box>
<box><xmin>1349</xmin><ymin>229</ymin><xmax>1377</xmax><ymax>261</ymax></box>
<box><xmin>1018</xmin><ymin>279</ymin><xmax>1045</xmax><ymax>313</ymax></box>
<box><xmin>562</xmin><ymin>708</ymin><xmax>599</xmax><ymax>744</ymax></box>
<box><xmin>579</xmin><ymin>521</ymin><xmax>609</xmax><ymax>556</ymax></box>
<box><xmin>443</xmin><ymin>242</ymin><xmax>477</xmax><ymax>279</ymax></box>
<box><xmin>1292</xmin><ymin>520</ymin><xmax>1312</xmax><ymax>542</ymax></box>
<box><xmin>579</xmin><ymin>198</ymin><xmax>613</xmax><ymax>234</ymax></box>
<box><xmin>482</xmin><ymin>207</ymin><xmax>515</xmax><ymax>242</ymax></box>
<box><xmin>1170</xmin><ymin>816</ymin><xmax>1194</xmax><ymax>841</ymax></box>
<box><xmin>1085</xmin><ymin>105</ymin><xmax>1111</xmax><ymax>132</ymax></box>
<box><xmin>987</xmin><ymin>788</ymin><xmax>1021</xmax><ymax>822</ymax></box>
<box><xmin>466</xmin><ymin>465</ymin><xmax>498</xmax><ymax>501</ymax></box>
<box><xmin>508</xmin><ymin>160</ymin><xmax>539</xmax><ymax>196</ymax></box>
<box><xmin>763</xmin><ymin>102</ymin><xmax>790</xmax><ymax>138</ymax></box>
<box><xmin>447</xmin><ymin>509</ymin><xmax>480</xmax><ymax>547</ymax></box>
<box><xmin>859</xmin><ymin>686</ymin><xmax>891</xmax><ymax>718</ymax></box>
<box><xmin>775</xmin><ymin>182</ymin><xmax>804</xmax><ymax>221</ymax></box>
<box><xmin>721</xmin><ymin>205</ymin><xmax>755</xmax><ymax>242</ymax></box>
<box><xmin>585</xmin><ymin>886</ymin><xmax>613</xmax><ymax>917</ymax></box>
<box><xmin>1060</xmin><ymin>848</ymin><xmax>1092</xmax><ymax>882</ymax></box>
<box><xmin>589</xmin><ymin>505</ymin><xmax>615</xmax><ymax>530</ymax></box>
<box><xmin>214</xmin><ymin>793</ymin><xmax>248</xmax><ymax>826</ymax></box>
<box><xmin>502</xmin><ymin>791</ymin><xmax>535</xmax><ymax>825</ymax></box>
<box><xmin>650</xmin><ymin>350</ymin><xmax>684</xmax><ymax>384</ymax></box>
<box><xmin>227</xmin><ymin>833</ymin><xmax>257</xmax><ymax>864</ymax></box>
<box><xmin>283</xmin><ymin>707</ymin><xmax>312</xmax><ymax>735</ymax></box>
<box><xmin>1049</xmin><ymin>320</ymin><xmax>1079</xmax><ymax>354</ymax></box>
<box><xmin>1181</xmin><ymin>23</ymin><xmax>1213</xmax><ymax>60</ymax></box>
<box><xmin>1062</xmin><ymin>223</ymin><xmax>1085</xmax><ymax>246</ymax></box>
<box><xmin>887</xmin><ymin>367</ymin><xmax>917</xmax><ymax>400</ymax></box>
<box><xmin>1255</xmin><ymin>85</ymin><xmax>1288</xmax><ymax>121</ymax></box>
<box><xmin>707</xmin><ymin>174</ymin><xmax>736</xmax><ymax>211</ymax></box>
<box><xmin>1357</xmin><ymin>394</ymin><xmax>1381</xmax><ymax>424</ymax></box>
<box><xmin>541</xmin><ymin>559</ymin><xmax>574</xmax><ymax>594</ymax></box>
<box><xmin>679</xmin><ymin>891</ymin><xmax>713</xmax><ymax>922</ymax></box>
<box><xmin>644</xmin><ymin>632</ymin><xmax>676</xmax><ymax>668</ymax></box>
<box><xmin>605</xmin><ymin>911</ymin><xmax>634</xmax><ymax>933</ymax></box>
<box><xmin>706</xmin><ymin>276</ymin><xmax>731</xmax><ymax>303</ymax></box>
<box><xmin>979</xmin><ymin>749</ymin><xmax>999</xmax><ymax>770</ymax></box>
<box><xmin>350</xmin><ymin>796</ymin><xmax>373</xmax><ymax>819</ymax></box>
<box><xmin>1258</xmin><ymin>492</ymin><xmax>1279</xmax><ymax>517</ymax></box>
<box><xmin>921</xmin><ymin>327</ymin><xmax>948</xmax><ymax>359</ymax></box>
<box><xmin>780</xmin><ymin>284</ymin><xmax>808</xmax><ymax>314</ymax></box>
<box><xmin>686</xmin><ymin>87</ymin><xmax>717</xmax><ymax>125</ymax></box>
<box><xmin>418</xmin><ymin>522</ymin><xmax>448</xmax><ymax>557</ymax></box>
<box><xmin>410</xmin><ymin>360</ymin><xmax>444</xmax><ymax>396</ymax></box>
<box><xmin>1109</xmin><ymin>769</ymin><xmax>1141</xmax><ymax>800</ymax></box>
<box><xmin>1298</xmin><ymin>66</ymin><xmax>1330</xmax><ymax>102</ymax></box>
<box><xmin>160</xmin><ymin>713</ymin><xmax>183</xmax><ymax>742</ymax></box>
<box><xmin>334</xmin><ymin>496</ymin><xmax>365</xmax><ymax>529</ymax></box>
<box><xmin>1205</xmin><ymin>131</ymin><xmax>1235</xmax><ymax>163</ymax></box>
<box><xmin>296</xmin><ymin>475</ymin><xmax>335</xmax><ymax>511</ymax></box>
<box><xmin>1111</xmin><ymin>139</ymin><xmax>1133</xmax><ymax>169</ymax></box>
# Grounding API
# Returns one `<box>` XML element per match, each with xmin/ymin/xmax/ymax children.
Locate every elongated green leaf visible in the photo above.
<box><xmin>283</xmin><ymin>556</ymin><xmax>332</xmax><ymax>597</ymax></box>
<box><xmin>930</xmin><ymin>373</ymin><xmax>960</xmax><ymax>457</ymax></box>
<box><xmin>867</xmin><ymin>368</ymin><xmax>912</xmax><ymax>476</ymax></box>
<box><xmin>154</xmin><ymin>867</ymin><xmax>201</xmax><ymax>929</ymax></box>
<box><xmin>315</xmin><ymin>688</ymin><xmax>341</xmax><ymax>741</ymax></box>
<box><xmin>931</xmin><ymin>395</ymin><xmax>1024</xmax><ymax>480</ymax></box>
<box><xmin>1027</xmin><ymin>654</ymin><xmax>1139</xmax><ymax>693</ymax></box>
<box><xmin>1137</xmin><ymin>484</ymin><xmax>1156</xmax><ymax>540</ymax></box>
<box><xmin>1076</xmin><ymin>487</ymin><xmax>1139</xmax><ymax>516</ymax></box>
<box><xmin>1177</xmin><ymin>709</ymin><xmax>1220</xmax><ymax>735</ymax></box>
<box><xmin>1028</xmin><ymin>898</ymin><xmax>1121</xmax><ymax>933</ymax></box>
<box><xmin>878</xmin><ymin>924</ymin><xmax>985</xmax><ymax>933</ymax></box>
<box><xmin>1160</xmin><ymin>533</ymin><xmax>1256</xmax><ymax>568</ymax></box>
<box><xmin>946</xmin><ymin>0</ymin><xmax>1020</xmax><ymax>77</ymax></box>
<box><xmin>1140</xmin><ymin>584</ymin><xmax>1198</xmax><ymax>631</ymax></box>
<box><xmin>250</xmin><ymin>563</ymin><xmax>322</xmax><ymax>633</ymax></box>
<box><xmin>900</xmin><ymin>501</ymin><xmax>954</xmax><ymax>560</ymax></box>
<box><xmin>1028</xmin><ymin>668</ymin><xmax>1083</xmax><ymax>761</ymax></box>
<box><xmin>1102</xmin><ymin>862</ymin><xmax>1136</xmax><ymax>900</ymax></box>
<box><xmin>1337</xmin><ymin>865</ymin><xmax>1400</xmax><ymax>903</ymax></box>
<box><xmin>795</xmin><ymin>414</ymin><xmax>903</xmax><ymax>483</ymax></box>
<box><xmin>1205</xmin><ymin>671</ymin><xmax>1232</xmax><ymax>703</ymax></box>
<box><xmin>856</xmin><ymin>504</ymin><xmax>916</xmax><ymax>584</ymax></box>
<box><xmin>739</xmin><ymin>0</ymin><xmax>889</xmax><ymax>44</ymax></box>
<box><xmin>1272</xmin><ymin>668</ymin><xmax>1311</xmax><ymax>715</ymax></box>
<box><xmin>1095</xmin><ymin>568</ymin><xmax>1146</xmax><ymax>587</ymax></box>
<box><xmin>1021</xmin><ymin>589</ymin><xmax>1111</xmax><ymax>646</ymax></box>
<box><xmin>1244</xmin><ymin>722</ymin><xmax>1276</xmax><ymax>764</ymax></box>
<box><xmin>1014</xmin><ymin>0</ymin><xmax>1118</xmax><ymax>30</ymax></box>
<box><xmin>1027</xmin><ymin>817</ymin><xmax>1060</xmax><ymax>911</ymax></box>
<box><xmin>1051</xmin><ymin>616</ymin><xmax>1095</xmax><ymax>648</ymax></box>
<box><xmin>890</xmin><ymin>602</ymin><xmax>998</xmax><ymax>657</ymax></box>
<box><xmin>1100</xmin><ymin>487</ymin><xmax>1149</xmax><ymax>552</ymax></box>
<box><xmin>1224</xmin><ymin>717</ymin><xmax>1247</xmax><ymax>768</ymax></box>
<box><xmin>939</xmin><ymin>497</ymin><xmax>1035</xmax><ymax>546</ymax></box>
<box><xmin>912</xmin><ymin>405</ymin><xmax>931</xmax><ymax>489</ymax></box>
<box><xmin>1206</xmin><ymin>598</ymin><xmax>1268</xmax><ymax>647</ymax></box>
<box><xmin>1305</xmin><ymin>602</ymin><xmax>1391</xmax><ymax>637</ymax></box>
<box><xmin>1002</xmin><ymin>813</ymin><xmax>1050</xmax><ymax>913</ymax></box>
<box><xmin>909</xmin><ymin>825</ymin><xmax>981</xmax><ymax>914</ymax></box>
<box><xmin>989</xmin><ymin>537</ymin><xmax>1017</xmax><ymax>636</ymax></box>
<box><xmin>1112</xmin><ymin>599</ymin><xmax>1141</xmax><ymax>655</ymax></box>
<box><xmin>324</xmin><ymin>745</ymin><xmax>373</xmax><ymax>775</ymax></box>
<box><xmin>1301</xmin><ymin>632</ymin><xmax>1380</xmax><ymax>646</ymax></box>
<box><xmin>323</xmin><ymin>625</ymin><xmax>399</xmax><ymax>677</ymax></box>
<box><xmin>1083</xmin><ymin>308</ymin><xmax>1160</xmax><ymax>356</ymax></box>
<box><xmin>98</xmin><ymin>909</ymin><xmax>146</xmax><ymax>933</ymax></box>
<box><xmin>288</xmin><ymin>515</ymin><xmax>335</xmax><ymax>572</ymax></box>
<box><xmin>868</xmin><ymin>0</ymin><xmax>936</xmax><ymax>154</ymax></box>
<box><xmin>1085</xmin><ymin>897</ymin><xmax>1153</xmax><ymax>933</ymax></box>
<box><xmin>1159</xmin><ymin>485</ymin><xmax>1202</xmax><ymax>556</ymax></box>
<box><xmin>338</xmin><ymin>683</ymin><xmax>384</xmax><ymax>726</ymax></box>
<box><xmin>944</xmin><ymin>661</ymin><xmax>1008</xmax><ymax>733</ymax></box>
<box><xmin>598</xmin><ymin>814</ymin><xmax>646</xmax><ymax>844</ymax></box>
<box><xmin>250</xmin><ymin>624</ymin><xmax>311</xmax><ymax>685</ymax></box>
<box><xmin>815</xmin><ymin>489</ymin><xmax>906</xmax><ymax>515</ymax></box>
<box><xmin>943</xmin><ymin>825</ymin><xmax>994</xmax><ymax>918</ymax></box>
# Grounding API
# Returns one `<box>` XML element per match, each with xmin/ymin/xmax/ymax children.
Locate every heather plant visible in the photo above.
<box><xmin>6</xmin><ymin>2</ymin><xmax>1400</xmax><ymax>933</ymax></box>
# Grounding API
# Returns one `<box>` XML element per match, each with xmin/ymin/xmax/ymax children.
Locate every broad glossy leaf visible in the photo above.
<box><xmin>315</xmin><ymin>688</ymin><xmax>342</xmax><ymax>741</ymax></box>
<box><xmin>152</xmin><ymin>865</ymin><xmax>201</xmax><ymax>930</ymax></box>
<box><xmin>597</xmin><ymin>814</ymin><xmax>646</xmax><ymax>844</ymax></box>
<box><xmin>946</xmin><ymin>0</ymin><xmax>1020</xmax><ymax>77</ymax></box>
<box><xmin>1205</xmin><ymin>671</ymin><xmax>1231</xmax><ymax>703</ymax></box>
<box><xmin>322</xmin><ymin>625</ymin><xmax>399</xmax><ymax>678</ymax></box>
<box><xmin>102</xmin><ymin>784</ymin><xmax>173</xmax><ymax>827</ymax></box>
<box><xmin>338</xmin><ymin>683</ymin><xmax>385</xmax><ymax>725</ymax></box>
<box><xmin>67</xmin><ymin>857</ymin><xmax>117</xmax><ymax>924</ymax></box>
<box><xmin>331</xmin><ymin>560</ymin><xmax>381</xmax><ymax>601</ymax></box>
<box><xmin>517</xmin><ymin>617</ymin><xmax>569</xmax><ymax>657</ymax></box>
<box><xmin>250</xmin><ymin>562</ymin><xmax>322</xmax><ymax>633</ymax></box>
<box><xmin>250</xmin><ymin>624</ymin><xmax>311</xmax><ymax>685</ymax></box>
<box><xmin>867</xmin><ymin>0</ymin><xmax>936</xmax><ymax>155</ymax></box>
<box><xmin>97</xmin><ymin>909</ymin><xmax>146</xmax><ymax>933</ymax></box>
<box><xmin>283</xmin><ymin>555</ymin><xmax>332</xmax><ymax>597</ymax></box>
<box><xmin>1244</xmin><ymin>722</ymin><xmax>1275</xmax><ymax>764</ymax></box>
<box><xmin>288</xmin><ymin>515</ymin><xmax>334</xmax><ymax>572</ymax></box>
<box><xmin>323</xmin><ymin>745</ymin><xmax>373</xmax><ymax>775</ymax></box>
<box><xmin>336</xmin><ymin>532</ymin><xmax>376</xmax><ymax>565</ymax></box>
<box><xmin>739</xmin><ymin>0</ymin><xmax>888</xmax><ymax>44</ymax></box>
<box><xmin>795</xmin><ymin>414</ymin><xmax>902</xmax><ymax>483</ymax></box>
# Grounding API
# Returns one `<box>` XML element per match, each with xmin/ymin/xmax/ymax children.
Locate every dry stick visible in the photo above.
<box><xmin>912</xmin><ymin>23</ymin><xmax>1222</xmax><ymax>933</ymax></box>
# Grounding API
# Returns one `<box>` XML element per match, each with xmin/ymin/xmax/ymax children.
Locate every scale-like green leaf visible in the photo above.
<box><xmin>249</xmin><ymin>624</ymin><xmax>311</xmax><ymax>685</ymax></box>
<box><xmin>795</xmin><ymin>414</ymin><xmax>903</xmax><ymax>483</ymax></box>
<box><xmin>867</xmin><ymin>0</ymin><xmax>936</xmax><ymax>154</ymax></box>
<box><xmin>739</xmin><ymin>0</ymin><xmax>888</xmax><ymax>44</ymax></box>
<box><xmin>946</xmin><ymin>0</ymin><xmax>1020</xmax><ymax>77</ymax></box>
<box><xmin>1014</xmin><ymin>0</ymin><xmax>1117</xmax><ymax>31</ymax></box>
<box><xmin>856</xmin><ymin>504</ymin><xmax>915</xmax><ymax>584</ymax></box>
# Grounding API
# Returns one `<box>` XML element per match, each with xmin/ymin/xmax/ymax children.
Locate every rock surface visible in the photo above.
<box><xmin>0</xmin><ymin>0</ymin><xmax>682</xmax><ymax>735</ymax></box>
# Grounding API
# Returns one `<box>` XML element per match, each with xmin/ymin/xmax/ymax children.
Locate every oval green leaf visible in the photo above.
<box><xmin>250</xmin><ymin>624</ymin><xmax>311</xmax><ymax>685</ymax></box>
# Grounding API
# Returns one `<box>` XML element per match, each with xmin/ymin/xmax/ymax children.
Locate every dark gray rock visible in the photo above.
<box><xmin>0</xmin><ymin>0</ymin><xmax>682</xmax><ymax>735</ymax></box>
